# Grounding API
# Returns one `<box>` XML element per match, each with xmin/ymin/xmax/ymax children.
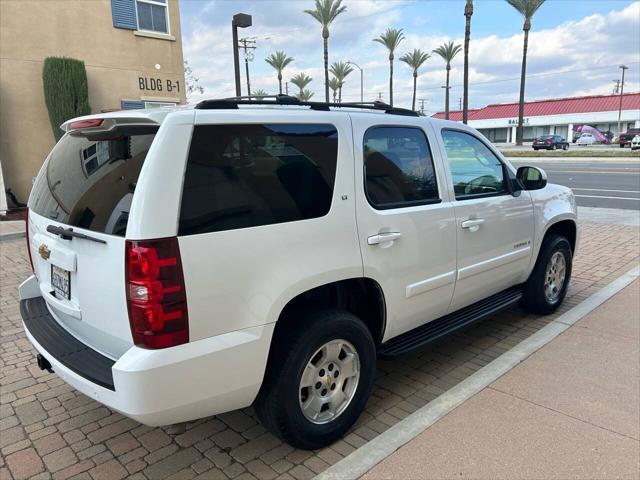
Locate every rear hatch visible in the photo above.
<box><xmin>27</xmin><ymin>118</ymin><xmax>160</xmax><ymax>359</ymax></box>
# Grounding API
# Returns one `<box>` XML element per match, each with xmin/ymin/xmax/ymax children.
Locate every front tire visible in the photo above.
<box><xmin>522</xmin><ymin>235</ymin><xmax>572</xmax><ymax>315</ymax></box>
<box><xmin>254</xmin><ymin>309</ymin><xmax>376</xmax><ymax>450</ymax></box>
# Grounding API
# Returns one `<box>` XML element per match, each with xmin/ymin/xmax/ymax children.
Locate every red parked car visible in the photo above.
<box><xmin>619</xmin><ymin>128</ymin><xmax>640</xmax><ymax>147</ymax></box>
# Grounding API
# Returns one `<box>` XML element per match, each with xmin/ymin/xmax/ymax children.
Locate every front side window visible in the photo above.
<box><xmin>136</xmin><ymin>0</ymin><xmax>168</xmax><ymax>33</ymax></box>
<box><xmin>179</xmin><ymin>124</ymin><xmax>338</xmax><ymax>235</ymax></box>
<box><xmin>364</xmin><ymin>126</ymin><xmax>439</xmax><ymax>209</ymax></box>
<box><xmin>441</xmin><ymin>129</ymin><xmax>508</xmax><ymax>199</ymax></box>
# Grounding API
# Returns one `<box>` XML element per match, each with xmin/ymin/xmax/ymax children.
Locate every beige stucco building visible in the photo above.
<box><xmin>0</xmin><ymin>0</ymin><xmax>186</xmax><ymax>205</ymax></box>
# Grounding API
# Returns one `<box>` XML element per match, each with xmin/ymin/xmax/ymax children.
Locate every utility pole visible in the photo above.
<box><xmin>378</xmin><ymin>92</ymin><xmax>383</xmax><ymax>100</ymax></box>
<box><xmin>232</xmin><ymin>13</ymin><xmax>252</xmax><ymax>97</ymax></box>
<box><xmin>418</xmin><ymin>98</ymin><xmax>427</xmax><ymax>115</ymax></box>
<box><xmin>458</xmin><ymin>97</ymin><xmax>462</xmax><ymax>111</ymax></box>
<box><xmin>238</xmin><ymin>38</ymin><xmax>256</xmax><ymax>96</ymax></box>
<box><xmin>285</xmin><ymin>82</ymin><xmax>289</xmax><ymax>95</ymax></box>
<box><xmin>612</xmin><ymin>79</ymin><xmax>621</xmax><ymax>94</ymax></box>
<box><xmin>617</xmin><ymin>65</ymin><xmax>628</xmax><ymax>135</ymax></box>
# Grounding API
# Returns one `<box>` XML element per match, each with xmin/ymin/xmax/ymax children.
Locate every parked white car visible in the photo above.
<box><xmin>576</xmin><ymin>133</ymin><xmax>596</xmax><ymax>146</ymax></box>
<box><xmin>19</xmin><ymin>97</ymin><xmax>578</xmax><ymax>449</ymax></box>
<box><xmin>631</xmin><ymin>135</ymin><xmax>640</xmax><ymax>150</ymax></box>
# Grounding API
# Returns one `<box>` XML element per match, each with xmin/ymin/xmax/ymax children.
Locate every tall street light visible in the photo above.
<box><xmin>617</xmin><ymin>64</ymin><xmax>628</xmax><ymax>135</ymax></box>
<box><xmin>347</xmin><ymin>61</ymin><xmax>363</xmax><ymax>103</ymax></box>
<box><xmin>232</xmin><ymin>13</ymin><xmax>252</xmax><ymax>97</ymax></box>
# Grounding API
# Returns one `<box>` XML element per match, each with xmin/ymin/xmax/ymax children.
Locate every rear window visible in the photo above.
<box><xmin>29</xmin><ymin>127</ymin><xmax>157</xmax><ymax>236</ymax></box>
<box><xmin>179</xmin><ymin>124</ymin><xmax>338</xmax><ymax>235</ymax></box>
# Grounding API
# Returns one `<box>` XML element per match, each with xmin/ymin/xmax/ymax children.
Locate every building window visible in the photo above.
<box><xmin>136</xmin><ymin>0</ymin><xmax>168</xmax><ymax>34</ymax></box>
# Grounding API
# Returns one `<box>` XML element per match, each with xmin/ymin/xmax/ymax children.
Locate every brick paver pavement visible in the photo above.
<box><xmin>1</xmin><ymin>221</ymin><xmax>638</xmax><ymax>480</ymax></box>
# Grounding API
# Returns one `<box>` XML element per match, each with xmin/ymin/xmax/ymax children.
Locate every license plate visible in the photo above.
<box><xmin>51</xmin><ymin>265</ymin><xmax>71</xmax><ymax>300</ymax></box>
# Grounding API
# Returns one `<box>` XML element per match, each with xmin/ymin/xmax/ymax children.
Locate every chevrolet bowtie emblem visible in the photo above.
<box><xmin>38</xmin><ymin>244</ymin><xmax>51</xmax><ymax>260</ymax></box>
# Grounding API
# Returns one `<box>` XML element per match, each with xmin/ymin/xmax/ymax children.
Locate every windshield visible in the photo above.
<box><xmin>29</xmin><ymin>127</ymin><xmax>158</xmax><ymax>236</ymax></box>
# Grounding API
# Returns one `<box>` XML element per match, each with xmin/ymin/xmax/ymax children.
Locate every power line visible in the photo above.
<box><xmin>338</xmin><ymin>62</ymin><xmax>639</xmax><ymax>99</ymax></box>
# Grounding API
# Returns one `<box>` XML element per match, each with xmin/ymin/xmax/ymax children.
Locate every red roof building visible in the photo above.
<box><xmin>432</xmin><ymin>93</ymin><xmax>640</xmax><ymax>143</ymax></box>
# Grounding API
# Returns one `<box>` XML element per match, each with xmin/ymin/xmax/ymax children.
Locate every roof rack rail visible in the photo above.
<box><xmin>194</xmin><ymin>94</ymin><xmax>419</xmax><ymax>117</ymax></box>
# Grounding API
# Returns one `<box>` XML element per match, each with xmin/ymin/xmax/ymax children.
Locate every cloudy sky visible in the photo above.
<box><xmin>179</xmin><ymin>0</ymin><xmax>640</xmax><ymax>114</ymax></box>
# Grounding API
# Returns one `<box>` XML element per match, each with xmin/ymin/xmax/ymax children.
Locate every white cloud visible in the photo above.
<box><xmin>182</xmin><ymin>1</ymin><xmax>640</xmax><ymax>110</ymax></box>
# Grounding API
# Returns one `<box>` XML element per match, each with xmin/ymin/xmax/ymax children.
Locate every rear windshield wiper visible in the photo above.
<box><xmin>46</xmin><ymin>225</ymin><xmax>107</xmax><ymax>244</ymax></box>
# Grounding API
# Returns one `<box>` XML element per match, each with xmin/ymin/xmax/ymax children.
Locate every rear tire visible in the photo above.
<box><xmin>522</xmin><ymin>235</ymin><xmax>572</xmax><ymax>315</ymax></box>
<box><xmin>254</xmin><ymin>309</ymin><xmax>376</xmax><ymax>450</ymax></box>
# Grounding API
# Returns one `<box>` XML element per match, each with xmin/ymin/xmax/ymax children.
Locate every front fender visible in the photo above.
<box><xmin>527</xmin><ymin>184</ymin><xmax>578</xmax><ymax>274</ymax></box>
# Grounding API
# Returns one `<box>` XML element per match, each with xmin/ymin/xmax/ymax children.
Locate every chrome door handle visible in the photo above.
<box><xmin>367</xmin><ymin>232</ymin><xmax>402</xmax><ymax>246</ymax></box>
<box><xmin>461</xmin><ymin>218</ymin><xmax>485</xmax><ymax>232</ymax></box>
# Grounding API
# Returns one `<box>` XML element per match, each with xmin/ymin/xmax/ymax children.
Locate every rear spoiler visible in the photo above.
<box><xmin>60</xmin><ymin>110</ymin><xmax>169</xmax><ymax>135</ymax></box>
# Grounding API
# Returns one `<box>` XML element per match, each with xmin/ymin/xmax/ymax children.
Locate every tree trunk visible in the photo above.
<box><xmin>323</xmin><ymin>30</ymin><xmax>330</xmax><ymax>103</ymax></box>
<box><xmin>463</xmin><ymin>2</ymin><xmax>473</xmax><ymax>124</ymax></box>
<box><xmin>278</xmin><ymin>73</ymin><xmax>282</xmax><ymax>95</ymax></box>
<box><xmin>389</xmin><ymin>55</ymin><xmax>394</xmax><ymax>106</ymax></box>
<box><xmin>516</xmin><ymin>27</ymin><xmax>529</xmax><ymax>145</ymax></box>
<box><xmin>338</xmin><ymin>86</ymin><xmax>342</xmax><ymax>103</ymax></box>
<box><xmin>412</xmin><ymin>71</ymin><xmax>417</xmax><ymax>111</ymax></box>
<box><xmin>445</xmin><ymin>65</ymin><xmax>451</xmax><ymax>120</ymax></box>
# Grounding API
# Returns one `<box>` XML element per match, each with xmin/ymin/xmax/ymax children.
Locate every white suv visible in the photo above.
<box><xmin>20</xmin><ymin>97</ymin><xmax>577</xmax><ymax>449</ymax></box>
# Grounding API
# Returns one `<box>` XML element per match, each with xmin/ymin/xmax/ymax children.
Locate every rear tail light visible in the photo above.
<box><xmin>545</xmin><ymin>139</ymin><xmax>552</xmax><ymax>144</ymax></box>
<box><xmin>125</xmin><ymin>237</ymin><xmax>189</xmax><ymax>349</ymax></box>
<box><xmin>25</xmin><ymin>208</ymin><xmax>35</xmax><ymax>273</ymax></box>
<box><xmin>69</xmin><ymin>119</ymin><xmax>104</xmax><ymax>130</ymax></box>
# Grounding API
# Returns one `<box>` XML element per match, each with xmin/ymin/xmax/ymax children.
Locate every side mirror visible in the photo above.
<box><xmin>516</xmin><ymin>166</ymin><xmax>547</xmax><ymax>191</ymax></box>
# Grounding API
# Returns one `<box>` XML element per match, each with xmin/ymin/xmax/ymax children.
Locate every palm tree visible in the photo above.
<box><xmin>328</xmin><ymin>77</ymin><xmax>340</xmax><ymax>102</ymax></box>
<box><xmin>507</xmin><ymin>0</ymin><xmax>546</xmax><ymax>145</ymax></box>
<box><xmin>463</xmin><ymin>0</ymin><xmax>474</xmax><ymax>124</ymax></box>
<box><xmin>290</xmin><ymin>73</ymin><xmax>313</xmax><ymax>97</ymax></box>
<box><xmin>373</xmin><ymin>28</ymin><xmax>405</xmax><ymax>106</ymax></box>
<box><xmin>400</xmin><ymin>49</ymin><xmax>431</xmax><ymax>111</ymax></box>
<box><xmin>433</xmin><ymin>41</ymin><xmax>462</xmax><ymax>120</ymax></box>
<box><xmin>252</xmin><ymin>89</ymin><xmax>268</xmax><ymax>98</ymax></box>
<box><xmin>298</xmin><ymin>89</ymin><xmax>314</xmax><ymax>101</ymax></box>
<box><xmin>265</xmin><ymin>51</ymin><xmax>294</xmax><ymax>94</ymax></box>
<box><xmin>304</xmin><ymin>0</ymin><xmax>347</xmax><ymax>102</ymax></box>
<box><xmin>329</xmin><ymin>61</ymin><xmax>354</xmax><ymax>103</ymax></box>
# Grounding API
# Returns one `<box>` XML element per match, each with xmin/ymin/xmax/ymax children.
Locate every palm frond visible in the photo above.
<box><xmin>265</xmin><ymin>51</ymin><xmax>294</xmax><ymax>73</ymax></box>
<box><xmin>373</xmin><ymin>28</ymin><xmax>405</xmax><ymax>52</ymax></box>
<box><xmin>297</xmin><ymin>89</ymin><xmax>315</xmax><ymax>101</ymax></box>
<box><xmin>329</xmin><ymin>61</ymin><xmax>354</xmax><ymax>83</ymax></box>
<box><xmin>400</xmin><ymin>49</ymin><xmax>431</xmax><ymax>71</ymax></box>
<box><xmin>433</xmin><ymin>41</ymin><xmax>462</xmax><ymax>63</ymax></box>
<box><xmin>304</xmin><ymin>0</ymin><xmax>346</xmax><ymax>26</ymax></box>
<box><xmin>506</xmin><ymin>0</ymin><xmax>545</xmax><ymax>19</ymax></box>
<box><xmin>290</xmin><ymin>73</ymin><xmax>313</xmax><ymax>90</ymax></box>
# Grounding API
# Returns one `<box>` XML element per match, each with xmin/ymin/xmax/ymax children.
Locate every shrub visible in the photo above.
<box><xmin>42</xmin><ymin>57</ymin><xmax>91</xmax><ymax>141</ymax></box>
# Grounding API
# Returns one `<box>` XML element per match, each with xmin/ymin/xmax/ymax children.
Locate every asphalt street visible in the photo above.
<box><xmin>509</xmin><ymin>158</ymin><xmax>640</xmax><ymax>211</ymax></box>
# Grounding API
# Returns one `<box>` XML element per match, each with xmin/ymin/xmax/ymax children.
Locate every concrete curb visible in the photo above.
<box><xmin>316</xmin><ymin>265</ymin><xmax>640</xmax><ymax>480</ymax></box>
<box><xmin>0</xmin><ymin>231</ymin><xmax>26</xmax><ymax>242</ymax></box>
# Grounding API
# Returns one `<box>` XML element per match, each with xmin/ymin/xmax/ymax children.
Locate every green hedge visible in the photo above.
<box><xmin>42</xmin><ymin>57</ymin><xmax>91</xmax><ymax>141</ymax></box>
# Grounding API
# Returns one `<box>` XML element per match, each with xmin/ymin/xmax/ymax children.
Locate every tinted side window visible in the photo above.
<box><xmin>179</xmin><ymin>124</ymin><xmax>338</xmax><ymax>235</ymax></box>
<box><xmin>364</xmin><ymin>126</ymin><xmax>439</xmax><ymax>209</ymax></box>
<box><xmin>441</xmin><ymin>129</ymin><xmax>507</xmax><ymax>199</ymax></box>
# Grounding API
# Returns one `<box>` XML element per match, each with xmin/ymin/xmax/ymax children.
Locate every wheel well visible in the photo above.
<box><xmin>274</xmin><ymin>278</ymin><xmax>386</xmax><ymax>346</ymax></box>
<box><xmin>545</xmin><ymin>220</ymin><xmax>577</xmax><ymax>253</ymax></box>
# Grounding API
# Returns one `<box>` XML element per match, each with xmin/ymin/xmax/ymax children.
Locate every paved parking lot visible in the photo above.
<box><xmin>1</xmin><ymin>220</ymin><xmax>639</xmax><ymax>480</ymax></box>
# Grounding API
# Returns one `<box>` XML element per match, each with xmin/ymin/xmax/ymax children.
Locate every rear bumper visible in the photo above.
<box><xmin>20</xmin><ymin>288</ymin><xmax>274</xmax><ymax>426</ymax></box>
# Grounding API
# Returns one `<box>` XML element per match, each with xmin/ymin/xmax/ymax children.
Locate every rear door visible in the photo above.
<box><xmin>352</xmin><ymin>115</ymin><xmax>457</xmax><ymax>341</ymax></box>
<box><xmin>27</xmin><ymin>121</ymin><xmax>160</xmax><ymax>358</ymax></box>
